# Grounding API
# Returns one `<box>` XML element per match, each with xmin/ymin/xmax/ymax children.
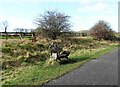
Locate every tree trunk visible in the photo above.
<box><xmin>5</xmin><ymin>28</ymin><xmax>7</xmax><ymax>40</ymax></box>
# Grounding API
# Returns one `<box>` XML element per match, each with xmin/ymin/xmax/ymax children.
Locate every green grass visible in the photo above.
<box><xmin>91</xmin><ymin>45</ymin><xmax>118</xmax><ymax>58</ymax></box>
<box><xmin>115</xmin><ymin>33</ymin><xmax>120</xmax><ymax>37</ymax></box>
<box><xmin>2</xmin><ymin>44</ymin><xmax>118</xmax><ymax>86</ymax></box>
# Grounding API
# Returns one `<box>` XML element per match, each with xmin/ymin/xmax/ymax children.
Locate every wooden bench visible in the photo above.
<box><xmin>57</xmin><ymin>51</ymin><xmax>70</xmax><ymax>61</ymax></box>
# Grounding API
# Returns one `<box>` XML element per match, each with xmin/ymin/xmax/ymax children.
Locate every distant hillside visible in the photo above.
<box><xmin>77</xmin><ymin>30</ymin><xmax>90</xmax><ymax>36</ymax></box>
<box><xmin>78</xmin><ymin>30</ymin><xmax>89</xmax><ymax>33</ymax></box>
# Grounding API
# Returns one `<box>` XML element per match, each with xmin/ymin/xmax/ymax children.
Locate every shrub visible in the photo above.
<box><xmin>23</xmin><ymin>51</ymin><xmax>49</xmax><ymax>63</ymax></box>
<box><xmin>2</xmin><ymin>60</ymin><xmax>22</xmax><ymax>69</ymax></box>
<box><xmin>39</xmin><ymin>51</ymin><xmax>49</xmax><ymax>61</ymax></box>
<box><xmin>90</xmin><ymin>20</ymin><xmax>115</xmax><ymax>40</ymax></box>
<box><xmin>33</xmin><ymin>44</ymin><xmax>47</xmax><ymax>51</ymax></box>
<box><xmin>19</xmin><ymin>44</ymin><xmax>32</xmax><ymax>51</ymax></box>
<box><xmin>2</xmin><ymin>47</ymin><xmax>12</xmax><ymax>54</ymax></box>
<box><xmin>44</xmin><ymin>59</ymin><xmax>60</xmax><ymax>67</ymax></box>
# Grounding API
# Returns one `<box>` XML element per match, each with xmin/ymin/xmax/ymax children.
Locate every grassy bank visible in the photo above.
<box><xmin>2</xmin><ymin>44</ymin><xmax>118</xmax><ymax>86</ymax></box>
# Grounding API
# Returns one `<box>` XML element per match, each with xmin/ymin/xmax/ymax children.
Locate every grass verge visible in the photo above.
<box><xmin>2</xmin><ymin>44</ymin><xmax>118</xmax><ymax>86</ymax></box>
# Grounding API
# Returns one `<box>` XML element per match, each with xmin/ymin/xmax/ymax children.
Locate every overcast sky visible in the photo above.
<box><xmin>0</xmin><ymin>0</ymin><xmax>118</xmax><ymax>32</ymax></box>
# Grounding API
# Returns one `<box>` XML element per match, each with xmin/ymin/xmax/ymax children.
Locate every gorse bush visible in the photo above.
<box><xmin>2</xmin><ymin>36</ymin><xmax>117</xmax><ymax>70</ymax></box>
<box><xmin>19</xmin><ymin>44</ymin><xmax>32</xmax><ymax>51</ymax></box>
<box><xmin>24</xmin><ymin>51</ymin><xmax>49</xmax><ymax>63</ymax></box>
<box><xmin>33</xmin><ymin>43</ymin><xmax>48</xmax><ymax>51</ymax></box>
<box><xmin>2</xmin><ymin>47</ymin><xmax>12</xmax><ymax>54</ymax></box>
<box><xmin>61</xmin><ymin>37</ymin><xmax>93</xmax><ymax>47</ymax></box>
<box><xmin>1</xmin><ymin>40</ymin><xmax>50</xmax><ymax>69</ymax></box>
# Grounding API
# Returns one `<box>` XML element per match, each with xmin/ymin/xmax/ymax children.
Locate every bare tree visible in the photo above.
<box><xmin>14</xmin><ymin>28</ymin><xmax>20</xmax><ymax>32</ymax></box>
<box><xmin>2</xmin><ymin>20</ymin><xmax>8</xmax><ymax>39</ymax></box>
<box><xmin>25</xmin><ymin>29</ymin><xmax>28</xmax><ymax>33</ymax></box>
<box><xmin>90</xmin><ymin>20</ymin><xmax>114</xmax><ymax>40</ymax></box>
<box><xmin>14</xmin><ymin>28</ymin><xmax>25</xmax><ymax>40</ymax></box>
<box><xmin>35</xmin><ymin>10</ymin><xmax>71</xmax><ymax>39</ymax></box>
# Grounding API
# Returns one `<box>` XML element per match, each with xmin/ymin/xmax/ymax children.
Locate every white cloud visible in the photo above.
<box><xmin>74</xmin><ymin>1</ymin><xmax>118</xmax><ymax>32</ymax></box>
<box><xmin>71</xmin><ymin>15</ymin><xmax>118</xmax><ymax>32</ymax></box>
<box><xmin>77</xmin><ymin>2</ymin><xmax>110</xmax><ymax>13</ymax></box>
<box><xmin>0</xmin><ymin>0</ymin><xmax>75</xmax><ymax>3</ymax></box>
<box><xmin>0</xmin><ymin>0</ymin><xmax>119</xmax><ymax>3</ymax></box>
<box><xmin>91</xmin><ymin>16</ymin><xmax>118</xmax><ymax>32</ymax></box>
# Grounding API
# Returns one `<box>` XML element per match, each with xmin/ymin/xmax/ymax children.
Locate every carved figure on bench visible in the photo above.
<box><xmin>49</xmin><ymin>42</ymin><xmax>70</xmax><ymax>61</ymax></box>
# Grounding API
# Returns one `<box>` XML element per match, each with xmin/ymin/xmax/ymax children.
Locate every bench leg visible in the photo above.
<box><xmin>57</xmin><ymin>57</ymin><xmax>61</xmax><ymax>61</ymax></box>
<box><xmin>66</xmin><ymin>56</ymin><xmax>68</xmax><ymax>59</ymax></box>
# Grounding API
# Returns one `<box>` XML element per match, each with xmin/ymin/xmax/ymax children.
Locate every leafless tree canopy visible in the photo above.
<box><xmin>2</xmin><ymin>20</ymin><xmax>8</xmax><ymax>33</ymax></box>
<box><xmin>90</xmin><ymin>20</ymin><xmax>114</xmax><ymax>40</ymax></box>
<box><xmin>1</xmin><ymin>20</ymin><xmax>8</xmax><ymax>39</ymax></box>
<box><xmin>35</xmin><ymin>11</ymin><xmax>71</xmax><ymax>39</ymax></box>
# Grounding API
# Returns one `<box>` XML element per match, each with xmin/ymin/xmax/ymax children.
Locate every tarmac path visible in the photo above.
<box><xmin>45</xmin><ymin>47</ymin><xmax>119</xmax><ymax>85</ymax></box>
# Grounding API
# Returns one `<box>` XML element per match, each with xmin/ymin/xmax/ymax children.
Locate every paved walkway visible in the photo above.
<box><xmin>45</xmin><ymin>47</ymin><xmax>118</xmax><ymax>85</ymax></box>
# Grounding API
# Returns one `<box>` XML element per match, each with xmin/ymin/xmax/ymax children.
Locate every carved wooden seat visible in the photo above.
<box><xmin>57</xmin><ymin>51</ymin><xmax>70</xmax><ymax>61</ymax></box>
